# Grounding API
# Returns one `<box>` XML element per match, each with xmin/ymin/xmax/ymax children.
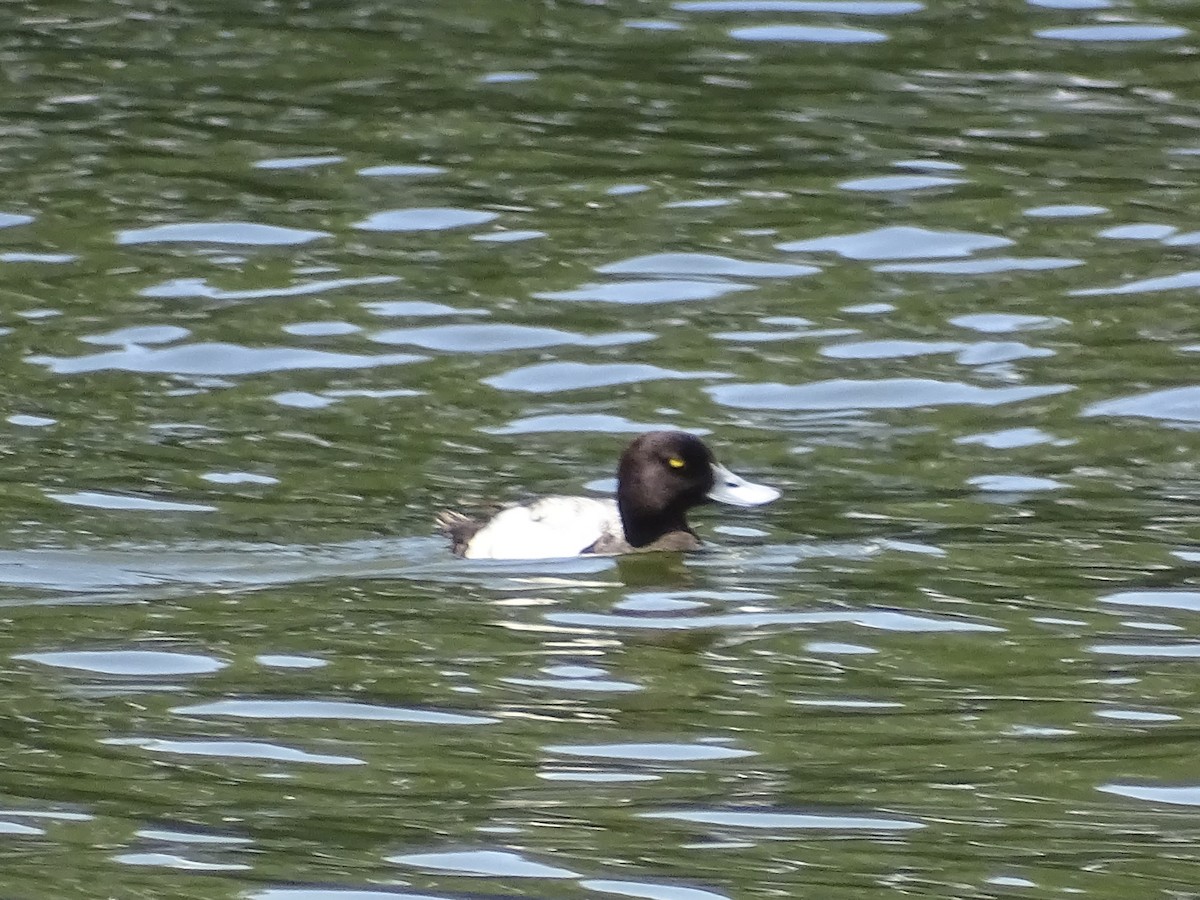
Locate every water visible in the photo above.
<box><xmin>2</xmin><ymin>1</ymin><xmax>1199</xmax><ymax>897</ymax></box>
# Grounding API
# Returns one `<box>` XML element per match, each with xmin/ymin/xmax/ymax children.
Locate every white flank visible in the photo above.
<box><xmin>464</xmin><ymin>497</ymin><xmax>622</xmax><ymax>560</ymax></box>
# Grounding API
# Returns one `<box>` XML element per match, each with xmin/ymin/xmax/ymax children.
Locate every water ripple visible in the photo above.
<box><xmin>15</xmin><ymin>650</ymin><xmax>226</xmax><ymax>676</ymax></box>
<box><xmin>840</xmin><ymin>174</ymin><xmax>964</xmax><ymax>191</ymax></box>
<box><xmin>30</xmin><ymin>343</ymin><xmax>425</xmax><ymax>376</ymax></box>
<box><xmin>957</xmin><ymin>427</ymin><xmax>1071</xmax><ymax>448</ymax></box>
<box><xmin>598</xmin><ymin>252</ymin><xmax>818</xmax><ymax>279</ymax></box>
<box><xmin>357</xmin><ymin>163</ymin><xmax>448</xmax><ymax>177</ymax></box>
<box><xmin>641</xmin><ymin>808</ymin><xmax>925</xmax><ymax>831</ymax></box>
<box><xmin>117</xmin><ymin>222</ymin><xmax>329</xmax><ymax>245</ymax></box>
<box><xmin>485</xmin><ymin>362</ymin><xmax>727</xmax><ymax>393</ymax></box>
<box><xmin>0</xmin><ymin>821</ymin><xmax>45</xmax><ymax>836</ymax></box>
<box><xmin>1082</xmin><ymin>386</ymin><xmax>1200</xmax><ymax>424</ymax></box>
<box><xmin>1072</xmin><ymin>270</ymin><xmax>1200</xmax><ymax>296</ymax></box>
<box><xmin>677</xmin><ymin>0</ymin><xmax>921</xmax><ymax>13</ymax></box>
<box><xmin>388</xmin><ymin>849</ymin><xmax>580</xmax><ymax>878</ymax></box>
<box><xmin>254</xmin><ymin>155</ymin><xmax>344</xmax><ymax>170</ymax></box>
<box><xmin>45</xmin><ymin>492</ymin><xmax>217</xmax><ymax>513</ymax></box>
<box><xmin>1089</xmin><ymin>643</ymin><xmax>1200</xmax><ymax>658</ymax></box>
<box><xmin>583</xmin><ymin>879</ymin><xmax>732</xmax><ymax>900</ymax></box>
<box><xmin>875</xmin><ymin>256</ymin><xmax>1081</xmax><ymax>274</ymax></box>
<box><xmin>821</xmin><ymin>339</ymin><xmax>965</xmax><ymax>360</ymax></box>
<box><xmin>1099</xmin><ymin>223</ymin><xmax>1176</xmax><ymax>240</ymax></box>
<box><xmin>545</xmin><ymin>608</ymin><xmax>1001</xmax><ymax>633</ymax></box>
<box><xmin>1036</xmin><ymin>24</ymin><xmax>1188</xmax><ymax>42</ymax></box>
<box><xmin>283</xmin><ymin>321</ymin><xmax>361</xmax><ymax>337</ymax></box>
<box><xmin>1099</xmin><ymin>591</ymin><xmax>1200</xmax><ymax>612</ymax></box>
<box><xmin>363</xmin><ymin>299</ymin><xmax>486</xmax><ymax>317</ymax></box>
<box><xmin>352</xmin><ymin>208</ymin><xmax>498</xmax><ymax>232</ymax></box>
<box><xmin>1024</xmin><ymin>204</ymin><xmax>1107</xmax><ymax>218</ymax></box>
<box><xmin>113</xmin><ymin>852</ymin><xmax>250</xmax><ymax>871</ymax></box>
<box><xmin>371</xmin><ymin>323</ymin><xmax>653</xmax><ymax>352</ymax></box>
<box><xmin>173</xmin><ymin>699</ymin><xmax>498</xmax><ymax>726</ymax></box>
<box><xmin>142</xmin><ymin>274</ymin><xmax>398</xmax><ymax>301</ymax></box>
<box><xmin>778</xmin><ymin>225</ymin><xmax>1010</xmax><ymax>260</ymax></box>
<box><xmin>967</xmin><ymin>474</ymin><xmax>1065</xmax><ymax>492</ymax></box>
<box><xmin>536</xmin><ymin>279</ymin><xmax>755</xmax><ymax>304</ymax></box>
<box><xmin>707</xmin><ymin>378</ymin><xmax>1071</xmax><ymax>410</ymax></box>
<box><xmin>1098</xmin><ymin>784</ymin><xmax>1200</xmax><ymax>806</ymax></box>
<box><xmin>83</xmin><ymin>325</ymin><xmax>191</xmax><ymax>345</ymax></box>
<box><xmin>104</xmin><ymin>737</ymin><xmax>364</xmax><ymax>766</ymax></box>
<box><xmin>484</xmin><ymin>413</ymin><xmax>687</xmax><ymax>435</ymax></box>
<box><xmin>545</xmin><ymin>742</ymin><xmax>755</xmax><ymax>761</ymax></box>
<box><xmin>731</xmin><ymin>24</ymin><xmax>889</xmax><ymax>43</ymax></box>
<box><xmin>0</xmin><ymin>212</ymin><xmax>34</xmax><ymax>228</ymax></box>
<box><xmin>950</xmin><ymin>313</ymin><xmax>1066</xmax><ymax>333</ymax></box>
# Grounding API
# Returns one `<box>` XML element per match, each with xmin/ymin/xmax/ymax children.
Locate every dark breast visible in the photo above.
<box><xmin>586</xmin><ymin>529</ymin><xmax>701</xmax><ymax>555</ymax></box>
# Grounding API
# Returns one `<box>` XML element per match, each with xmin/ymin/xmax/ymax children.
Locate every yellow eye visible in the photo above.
<box><xmin>667</xmin><ymin>457</ymin><xmax>685</xmax><ymax>469</ymax></box>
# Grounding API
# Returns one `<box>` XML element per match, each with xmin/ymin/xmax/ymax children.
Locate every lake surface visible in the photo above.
<box><xmin>2</xmin><ymin>2</ymin><xmax>1199</xmax><ymax>898</ymax></box>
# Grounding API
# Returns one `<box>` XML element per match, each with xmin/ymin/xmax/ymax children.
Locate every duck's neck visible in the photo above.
<box><xmin>617</xmin><ymin>495</ymin><xmax>694</xmax><ymax>548</ymax></box>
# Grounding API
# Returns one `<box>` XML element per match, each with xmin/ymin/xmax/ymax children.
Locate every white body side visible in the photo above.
<box><xmin>463</xmin><ymin>496</ymin><xmax>623</xmax><ymax>560</ymax></box>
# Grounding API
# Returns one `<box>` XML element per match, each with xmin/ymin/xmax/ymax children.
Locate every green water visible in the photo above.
<box><xmin>2</xmin><ymin>2</ymin><xmax>1199</xmax><ymax>898</ymax></box>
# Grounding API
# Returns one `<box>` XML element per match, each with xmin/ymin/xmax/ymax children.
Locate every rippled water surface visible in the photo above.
<box><xmin>3</xmin><ymin>1</ymin><xmax>1200</xmax><ymax>897</ymax></box>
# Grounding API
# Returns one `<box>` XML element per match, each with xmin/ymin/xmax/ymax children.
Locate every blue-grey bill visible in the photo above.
<box><xmin>707</xmin><ymin>463</ymin><xmax>781</xmax><ymax>507</ymax></box>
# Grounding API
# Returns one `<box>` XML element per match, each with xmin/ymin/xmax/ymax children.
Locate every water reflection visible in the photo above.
<box><xmin>4</xmin><ymin>0</ymin><xmax>1200</xmax><ymax>896</ymax></box>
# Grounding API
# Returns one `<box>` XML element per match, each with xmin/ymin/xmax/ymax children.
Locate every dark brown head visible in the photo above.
<box><xmin>615</xmin><ymin>431</ymin><xmax>779</xmax><ymax>548</ymax></box>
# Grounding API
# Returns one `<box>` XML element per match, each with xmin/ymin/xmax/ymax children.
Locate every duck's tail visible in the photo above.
<box><xmin>434</xmin><ymin>510</ymin><xmax>482</xmax><ymax>557</ymax></box>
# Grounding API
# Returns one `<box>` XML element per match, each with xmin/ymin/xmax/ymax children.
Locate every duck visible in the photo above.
<box><xmin>436</xmin><ymin>430</ymin><xmax>780</xmax><ymax>560</ymax></box>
